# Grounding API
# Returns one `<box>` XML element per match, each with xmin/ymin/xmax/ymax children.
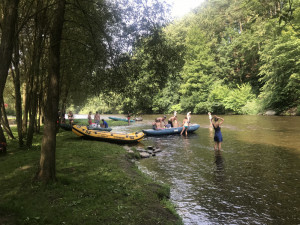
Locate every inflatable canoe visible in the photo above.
<box><xmin>72</xmin><ymin>125</ymin><xmax>144</xmax><ymax>144</ymax></box>
<box><xmin>108</xmin><ymin>116</ymin><xmax>135</xmax><ymax>122</ymax></box>
<box><xmin>87</xmin><ymin>124</ymin><xmax>112</xmax><ymax>132</ymax></box>
<box><xmin>143</xmin><ymin>124</ymin><xmax>200</xmax><ymax>136</ymax></box>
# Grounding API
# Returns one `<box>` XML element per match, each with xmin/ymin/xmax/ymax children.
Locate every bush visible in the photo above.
<box><xmin>194</xmin><ymin>102</ymin><xmax>209</xmax><ymax>114</ymax></box>
<box><xmin>210</xmin><ymin>102</ymin><xmax>226</xmax><ymax>114</ymax></box>
<box><xmin>297</xmin><ymin>106</ymin><xmax>300</xmax><ymax>116</ymax></box>
<box><xmin>241</xmin><ymin>99</ymin><xmax>261</xmax><ymax>115</ymax></box>
<box><xmin>224</xmin><ymin>84</ymin><xmax>256</xmax><ymax>114</ymax></box>
<box><xmin>169</xmin><ymin>104</ymin><xmax>182</xmax><ymax>114</ymax></box>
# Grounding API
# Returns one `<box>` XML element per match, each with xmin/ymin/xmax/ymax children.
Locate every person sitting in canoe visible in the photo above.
<box><xmin>101</xmin><ymin>119</ymin><xmax>108</xmax><ymax>128</ymax></box>
<box><xmin>153</xmin><ymin>119</ymin><xmax>163</xmax><ymax>130</ymax></box>
<box><xmin>155</xmin><ymin>116</ymin><xmax>167</xmax><ymax>128</ymax></box>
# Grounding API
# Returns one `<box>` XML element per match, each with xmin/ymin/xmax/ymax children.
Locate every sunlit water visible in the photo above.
<box><xmin>82</xmin><ymin>114</ymin><xmax>300</xmax><ymax>224</ymax></box>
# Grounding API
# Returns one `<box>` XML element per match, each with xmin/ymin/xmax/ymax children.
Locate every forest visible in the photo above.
<box><xmin>0</xmin><ymin>0</ymin><xmax>299</xmax><ymax>181</ymax></box>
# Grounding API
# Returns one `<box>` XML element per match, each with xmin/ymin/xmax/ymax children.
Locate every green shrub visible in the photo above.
<box><xmin>194</xmin><ymin>102</ymin><xmax>209</xmax><ymax>114</ymax></box>
<box><xmin>224</xmin><ymin>84</ymin><xmax>256</xmax><ymax>114</ymax></box>
<box><xmin>210</xmin><ymin>102</ymin><xmax>226</xmax><ymax>114</ymax></box>
<box><xmin>169</xmin><ymin>104</ymin><xmax>182</xmax><ymax>114</ymax></box>
<box><xmin>241</xmin><ymin>99</ymin><xmax>261</xmax><ymax>115</ymax></box>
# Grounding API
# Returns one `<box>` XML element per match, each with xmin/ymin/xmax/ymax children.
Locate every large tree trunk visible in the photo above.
<box><xmin>37</xmin><ymin>0</ymin><xmax>66</xmax><ymax>182</ymax></box>
<box><xmin>0</xmin><ymin>0</ymin><xmax>19</xmax><ymax>143</ymax></box>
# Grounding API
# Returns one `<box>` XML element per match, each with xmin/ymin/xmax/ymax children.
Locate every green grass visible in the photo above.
<box><xmin>0</xmin><ymin>127</ymin><xmax>182</xmax><ymax>225</ymax></box>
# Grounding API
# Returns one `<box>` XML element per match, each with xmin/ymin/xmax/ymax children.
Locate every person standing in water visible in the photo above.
<box><xmin>208</xmin><ymin>112</ymin><xmax>212</xmax><ymax>127</ymax></box>
<box><xmin>187</xmin><ymin>111</ymin><xmax>191</xmax><ymax>123</ymax></box>
<box><xmin>180</xmin><ymin>116</ymin><xmax>189</xmax><ymax>136</ymax></box>
<box><xmin>211</xmin><ymin>115</ymin><xmax>224</xmax><ymax>150</ymax></box>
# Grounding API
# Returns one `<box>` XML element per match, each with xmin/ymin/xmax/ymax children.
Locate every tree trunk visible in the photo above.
<box><xmin>22</xmin><ymin>81</ymin><xmax>29</xmax><ymax>135</ymax></box>
<box><xmin>0</xmin><ymin>0</ymin><xmax>19</xmax><ymax>143</ymax></box>
<box><xmin>11</xmin><ymin>38</ymin><xmax>24</xmax><ymax>147</ymax></box>
<box><xmin>1</xmin><ymin>100</ymin><xmax>15</xmax><ymax>139</ymax></box>
<box><xmin>37</xmin><ymin>0</ymin><xmax>66</xmax><ymax>182</ymax></box>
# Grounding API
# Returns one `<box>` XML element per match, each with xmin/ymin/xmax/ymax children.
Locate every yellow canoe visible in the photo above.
<box><xmin>72</xmin><ymin>125</ymin><xmax>145</xmax><ymax>144</ymax></box>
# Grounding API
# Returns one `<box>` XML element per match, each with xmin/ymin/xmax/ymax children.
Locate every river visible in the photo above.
<box><xmin>84</xmin><ymin>114</ymin><xmax>300</xmax><ymax>224</ymax></box>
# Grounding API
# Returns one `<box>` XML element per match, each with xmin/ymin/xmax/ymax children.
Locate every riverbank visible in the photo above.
<box><xmin>0</xmin><ymin>127</ymin><xmax>182</xmax><ymax>225</ymax></box>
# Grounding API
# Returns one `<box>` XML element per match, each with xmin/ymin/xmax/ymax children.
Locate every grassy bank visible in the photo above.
<box><xmin>0</xmin><ymin>125</ymin><xmax>182</xmax><ymax>225</ymax></box>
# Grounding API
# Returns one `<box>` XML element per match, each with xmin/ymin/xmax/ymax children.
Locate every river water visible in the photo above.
<box><xmin>85</xmin><ymin>114</ymin><xmax>300</xmax><ymax>224</ymax></box>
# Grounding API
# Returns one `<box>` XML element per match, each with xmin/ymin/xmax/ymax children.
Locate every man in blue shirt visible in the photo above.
<box><xmin>101</xmin><ymin>119</ymin><xmax>108</xmax><ymax>128</ymax></box>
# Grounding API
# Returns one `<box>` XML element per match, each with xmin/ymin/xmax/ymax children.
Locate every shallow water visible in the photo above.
<box><xmin>90</xmin><ymin>114</ymin><xmax>300</xmax><ymax>224</ymax></box>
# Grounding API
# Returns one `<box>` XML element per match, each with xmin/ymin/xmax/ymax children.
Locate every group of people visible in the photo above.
<box><xmin>65</xmin><ymin>111</ymin><xmax>108</xmax><ymax>128</ymax></box>
<box><xmin>153</xmin><ymin>111</ymin><xmax>224</xmax><ymax>150</ymax></box>
<box><xmin>88</xmin><ymin>111</ymin><xmax>108</xmax><ymax>128</ymax></box>
<box><xmin>152</xmin><ymin>111</ymin><xmax>192</xmax><ymax>136</ymax></box>
<box><xmin>68</xmin><ymin>110</ymin><xmax>224</xmax><ymax>151</ymax></box>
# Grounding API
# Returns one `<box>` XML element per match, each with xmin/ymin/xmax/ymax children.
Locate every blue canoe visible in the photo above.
<box><xmin>108</xmin><ymin>116</ymin><xmax>135</xmax><ymax>122</ymax></box>
<box><xmin>143</xmin><ymin>124</ymin><xmax>200</xmax><ymax>136</ymax></box>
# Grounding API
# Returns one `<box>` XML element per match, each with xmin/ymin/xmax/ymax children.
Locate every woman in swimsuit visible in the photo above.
<box><xmin>211</xmin><ymin>115</ymin><xmax>224</xmax><ymax>150</ymax></box>
<box><xmin>180</xmin><ymin>116</ymin><xmax>189</xmax><ymax>136</ymax></box>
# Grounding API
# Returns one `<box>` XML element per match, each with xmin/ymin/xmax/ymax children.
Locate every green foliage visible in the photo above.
<box><xmin>223</xmin><ymin>84</ymin><xmax>256</xmax><ymax>114</ymax></box>
<box><xmin>241</xmin><ymin>99</ymin><xmax>261</xmax><ymax>115</ymax></box>
<box><xmin>194</xmin><ymin>102</ymin><xmax>210</xmax><ymax>114</ymax></box>
<box><xmin>259</xmin><ymin>26</ymin><xmax>300</xmax><ymax>112</ymax></box>
<box><xmin>178</xmin><ymin>23</ymin><xmax>216</xmax><ymax>113</ymax></box>
<box><xmin>170</xmin><ymin>104</ymin><xmax>182</xmax><ymax>113</ymax></box>
<box><xmin>118</xmin><ymin>28</ymin><xmax>185</xmax><ymax>113</ymax></box>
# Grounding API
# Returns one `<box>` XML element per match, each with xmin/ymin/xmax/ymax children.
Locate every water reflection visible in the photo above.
<box><xmin>214</xmin><ymin>150</ymin><xmax>225</xmax><ymax>183</ymax></box>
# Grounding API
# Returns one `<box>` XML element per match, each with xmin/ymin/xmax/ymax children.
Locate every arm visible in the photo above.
<box><xmin>218</xmin><ymin>117</ymin><xmax>224</xmax><ymax>125</ymax></box>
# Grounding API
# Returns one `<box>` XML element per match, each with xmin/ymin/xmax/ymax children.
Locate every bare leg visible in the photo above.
<box><xmin>218</xmin><ymin>142</ymin><xmax>222</xmax><ymax>150</ymax></box>
<box><xmin>180</xmin><ymin>127</ymin><xmax>185</xmax><ymax>135</ymax></box>
<box><xmin>214</xmin><ymin>142</ymin><xmax>218</xmax><ymax>150</ymax></box>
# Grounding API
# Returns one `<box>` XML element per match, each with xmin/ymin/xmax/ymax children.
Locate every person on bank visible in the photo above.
<box><xmin>88</xmin><ymin>111</ymin><xmax>92</xmax><ymax>125</ymax></box>
<box><xmin>101</xmin><ymin>119</ymin><xmax>108</xmax><ymax>128</ymax></box>
<box><xmin>127</xmin><ymin>112</ymin><xmax>132</xmax><ymax>125</ymax></box>
<box><xmin>94</xmin><ymin>111</ymin><xmax>100</xmax><ymax>125</ymax></box>
<box><xmin>180</xmin><ymin>116</ymin><xmax>189</xmax><ymax>136</ymax></box>
<box><xmin>68</xmin><ymin>111</ymin><xmax>74</xmax><ymax>126</ymax></box>
<box><xmin>211</xmin><ymin>115</ymin><xmax>224</xmax><ymax>151</ymax></box>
